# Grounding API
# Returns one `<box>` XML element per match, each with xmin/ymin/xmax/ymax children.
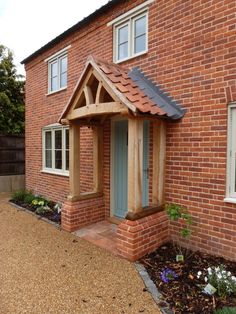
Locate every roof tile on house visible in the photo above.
<box><xmin>95</xmin><ymin>57</ymin><xmax>186</xmax><ymax>119</ymax></box>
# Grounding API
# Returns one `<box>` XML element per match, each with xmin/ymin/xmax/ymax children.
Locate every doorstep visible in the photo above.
<box><xmin>73</xmin><ymin>220</ymin><xmax>119</xmax><ymax>256</ymax></box>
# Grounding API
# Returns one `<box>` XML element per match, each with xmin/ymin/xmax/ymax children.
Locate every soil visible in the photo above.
<box><xmin>140</xmin><ymin>242</ymin><xmax>236</xmax><ymax>314</ymax></box>
<box><xmin>10</xmin><ymin>199</ymin><xmax>61</xmax><ymax>224</ymax></box>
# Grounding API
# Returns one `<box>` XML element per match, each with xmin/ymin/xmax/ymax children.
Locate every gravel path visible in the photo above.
<box><xmin>0</xmin><ymin>194</ymin><xmax>159</xmax><ymax>314</ymax></box>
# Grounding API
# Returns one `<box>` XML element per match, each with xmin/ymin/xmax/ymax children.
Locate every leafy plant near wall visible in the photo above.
<box><xmin>165</xmin><ymin>203</ymin><xmax>193</xmax><ymax>261</ymax></box>
<box><xmin>214</xmin><ymin>307</ymin><xmax>236</xmax><ymax>314</ymax></box>
<box><xmin>11</xmin><ymin>190</ymin><xmax>61</xmax><ymax>224</ymax></box>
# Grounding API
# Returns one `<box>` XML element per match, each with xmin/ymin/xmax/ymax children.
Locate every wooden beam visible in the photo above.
<box><xmin>68</xmin><ymin>102</ymin><xmax>128</xmax><ymax>120</ymax></box>
<box><xmin>67</xmin><ymin>123</ymin><xmax>80</xmax><ymax>200</ymax></box>
<box><xmin>152</xmin><ymin>121</ymin><xmax>166</xmax><ymax>206</ymax></box>
<box><xmin>84</xmin><ymin>85</ymin><xmax>94</xmax><ymax>105</ymax></box>
<box><xmin>93</xmin><ymin>126</ymin><xmax>103</xmax><ymax>193</ymax></box>
<box><xmin>127</xmin><ymin>118</ymin><xmax>143</xmax><ymax>213</ymax></box>
<box><xmin>95</xmin><ymin>82</ymin><xmax>106</xmax><ymax>104</ymax></box>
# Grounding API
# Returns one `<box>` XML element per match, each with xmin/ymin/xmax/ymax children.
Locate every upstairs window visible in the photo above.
<box><xmin>43</xmin><ymin>125</ymin><xmax>69</xmax><ymax>175</ymax></box>
<box><xmin>114</xmin><ymin>12</ymin><xmax>148</xmax><ymax>63</ymax></box>
<box><xmin>48</xmin><ymin>53</ymin><xmax>68</xmax><ymax>93</ymax></box>
<box><xmin>226</xmin><ymin>104</ymin><xmax>236</xmax><ymax>199</ymax></box>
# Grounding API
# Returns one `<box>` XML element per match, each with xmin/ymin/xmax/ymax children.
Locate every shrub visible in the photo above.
<box><xmin>24</xmin><ymin>193</ymin><xmax>35</xmax><ymax>204</ymax></box>
<box><xmin>165</xmin><ymin>203</ymin><xmax>192</xmax><ymax>239</ymax></box>
<box><xmin>198</xmin><ymin>265</ymin><xmax>236</xmax><ymax>299</ymax></box>
<box><xmin>12</xmin><ymin>190</ymin><xmax>35</xmax><ymax>204</ymax></box>
<box><xmin>214</xmin><ymin>307</ymin><xmax>236</xmax><ymax>314</ymax></box>
<box><xmin>12</xmin><ymin>190</ymin><xmax>28</xmax><ymax>202</ymax></box>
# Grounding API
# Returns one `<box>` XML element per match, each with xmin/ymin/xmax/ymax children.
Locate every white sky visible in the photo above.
<box><xmin>0</xmin><ymin>0</ymin><xmax>109</xmax><ymax>76</ymax></box>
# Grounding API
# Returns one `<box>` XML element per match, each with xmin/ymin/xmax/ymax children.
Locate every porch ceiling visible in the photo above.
<box><xmin>59</xmin><ymin>55</ymin><xmax>186</xmax><ymax>123</ymax></box>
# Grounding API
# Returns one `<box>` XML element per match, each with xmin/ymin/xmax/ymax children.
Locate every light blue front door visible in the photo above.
<box><xmin>113</xmin><ymin>120</ymin><xmax>150</xmax><ymax>218</ymax></box>
<box><xmin>113</xmin><ymin>120</ymin><xmax>128</xmax><ymax>218</ymax></box>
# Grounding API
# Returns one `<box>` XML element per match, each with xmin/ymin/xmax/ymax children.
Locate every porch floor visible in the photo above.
<box><xmin>73</xmin><ymin>221</ymin><xmax>119</xmax><ymax>255</ymax></box>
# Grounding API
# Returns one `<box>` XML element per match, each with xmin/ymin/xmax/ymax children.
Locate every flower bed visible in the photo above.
<box><xmin>140</xmin><ymin>242</ymin><xmax>236</xmax><ymax>314</ymax></box>
<box><xmin>10</xmin><ymin>190</ymin><xmax>61</xmax><ymax>224</ymax></box>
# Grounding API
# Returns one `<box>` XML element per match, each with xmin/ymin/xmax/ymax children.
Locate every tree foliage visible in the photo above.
<box><xmin>0</xmin><ymin>44</ymin><xmax>25</xmax><ymax>135</ymax></box>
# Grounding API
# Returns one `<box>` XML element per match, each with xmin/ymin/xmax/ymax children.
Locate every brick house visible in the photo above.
<box><xmin>22</xmin><ymin>0</ymin><xmax>236</xmax><ymax>261</ymax></box>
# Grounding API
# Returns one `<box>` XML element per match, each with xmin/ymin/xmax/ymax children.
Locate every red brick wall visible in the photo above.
<box><xmin>25</xmin><ymin>0</ymin><xmax>236</xmax><ymax>260</ymax></box>
<box><xmin>62</xmin><ymin>196</ymin><xmax>105</xmax><ymax>232</ymax></box>
<box><xmin>117</xmin><ymin>211</ymin><xmax>169</xmax><ymax>261</ymax></box>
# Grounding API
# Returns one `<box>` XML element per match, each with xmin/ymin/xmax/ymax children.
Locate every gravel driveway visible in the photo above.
<box><xmin>0</xmin><ymin>194</ymin><xmax>159</xmax><ymax>314</ymax></box>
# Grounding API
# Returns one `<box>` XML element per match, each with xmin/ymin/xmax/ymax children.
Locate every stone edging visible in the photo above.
<box><xmin>9</xmin><ymin>201</ymin><xmax>61</xmax><ymax>230</ymax></box>
<box><xmin>134</xmin><ymin>262</ymin><xmax>173</xmax><ymax>314</ymax></box>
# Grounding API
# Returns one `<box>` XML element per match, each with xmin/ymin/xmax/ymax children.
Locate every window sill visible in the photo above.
<box><xmin>46</xmin><ymin>87</ymin><xmax>67</xmax><ymax>96</ymax></box>
<box><xmin>224</xmin><ymin>197</ymin><xmax>236</xmax><ymax>204</ymax></box>
<box><xmin>41</xmin><ymin>170</ymin><xmax>69</xmax><ymax>177</ymax></box>
<box><xmin>115</xmin><ymin>50</ymin><xmax>148</xmax><ymax>64</ymax></box>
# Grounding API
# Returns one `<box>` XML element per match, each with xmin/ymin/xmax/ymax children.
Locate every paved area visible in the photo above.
<box><xmin>73</xmin><ymin>221</ymin><xmax>118</xmax><ymax>255</ymax></box>
<box><xmin>0</xmin><ymin>194</ymin><xmax>159</xmax><ymax>314</ymax></box>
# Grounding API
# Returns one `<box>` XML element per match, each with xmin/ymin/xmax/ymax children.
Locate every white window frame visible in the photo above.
<box><xmin>225</xmin><ymin>103</ymin><xmax>236</xmax><ymax>203</ymax></box>
<box><xmin>47</xmin><ymin>53</ymin><xmax>68</xmax><ymax>94</ymax></box>
<box><xmin>113</xmin><ymin>10</ymin><xmax>148</xmax><ymax>63</ymax></box>
<box><xmin>42</xmin><ymin>124</ymin><xmax>69</xmax><ymax>176</ymax></box>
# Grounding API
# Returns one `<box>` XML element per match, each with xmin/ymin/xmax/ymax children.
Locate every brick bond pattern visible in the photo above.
<box><xmin>117</xmin><ymin>211</ymin><xmax>169</xmax><ymax>261</ymax></box>
<box><xmin>25</xmin><ymin>0</ymin><xmax>236</xmax><ymax>261</ymax></box>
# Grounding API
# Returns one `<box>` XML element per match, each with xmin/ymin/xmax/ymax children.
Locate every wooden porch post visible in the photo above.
<box><xmin>68</xmin><ymin>122</ymin><xmax>80</xmax><ymax>201</ymax></box>
<box><xmin>127</xmin><ymin>118</ymin><xmax>143</xmax><ymax>213</ymax></box>
<box><xmin>152</xmin><ymin>121</ymin><xmax>166</xmax><ymax>205</ymax></box>
<box><xmin>93</xmin><ymin>126</ymin><xmax>103</xmax><ymax>193</ymax></box>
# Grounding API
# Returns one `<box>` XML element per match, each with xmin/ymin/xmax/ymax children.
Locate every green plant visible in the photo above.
<box><xmin>165</xmin><ymin>203</ymin><xmax>193</xmax><ymax>259</ymax></box>
<box><xmin>35</xmin><ymin>205</ymin><xmax>52</xmax><ymax>215</ymax></box>
<box><xmin>214</xmin><ymin>307</ymin><xmax>236</xmax><ymax>314</ymax></box>
<box><xmin>24</xmin><ymin>193</ymin><xmax>35</xmax><ymax>204</ymax></box>
<box><xmin>12</xmin><ymin>190</ymin><xmax>27</xmax><ymax>202</ymax></box>
<box><xmin>166</xmin><ymin>203</ymin><xmax>192</xmax><ymax>239</ymax></box>
<box><xmin>12</xmin><ymin>190</ymin><xmax>35</xmax><ymax>204</ymax></box>
<box><xmin>205</xmin><ymin>266</ymin><xmax>236</xmax><ymax>299</ymax></box>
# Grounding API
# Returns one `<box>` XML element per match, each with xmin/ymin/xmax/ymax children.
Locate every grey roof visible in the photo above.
<box><xmin>128</xmin><ymin>67</ymin><xmax>186</xmax><ymax>120</ymax></box>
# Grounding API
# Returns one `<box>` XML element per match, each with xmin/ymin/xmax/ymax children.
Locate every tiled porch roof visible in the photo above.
<box><xmin>95</xmin><ymin>57</ymin><xmax>186</xmax><ymax>120</ymax></box>
<box><xmin>60</xmin><ymin>56</ymin><xmax>186</xmax><ymax>121</ymax></box>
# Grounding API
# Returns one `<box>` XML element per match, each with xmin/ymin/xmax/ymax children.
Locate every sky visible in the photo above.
<box><xmin>0</xmin><ymin>0</ymin><xmax>109</xmax><ymax>76</ymax></box>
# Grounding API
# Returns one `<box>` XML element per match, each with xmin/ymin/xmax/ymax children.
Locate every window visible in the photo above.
<box><xmin>226</xmin><ymin>104</ymin><xmax>236</xmax><ymax>200</ymax></box>
<box><xmin>48</xmin><ymin>54</ymin><xmax>67</xmax><ymax>93</ymax></box>
<box><xmin>114</xmin><ymin>12</ymin><xmax>148</xmax><ymax>62</ymax></box>
<box><xmin>43</xmin><ymin>125</ymin><xmax>69</xmax><ymax>175</ymax></box>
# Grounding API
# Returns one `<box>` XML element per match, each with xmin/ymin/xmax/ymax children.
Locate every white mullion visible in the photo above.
<box><xmin>62</xmin><ymin>128</ymin><xmax>66</xmax><ymax>172</ymax></box>
<box><xmin>230</xmin><ymin>108</ymin><xmax>236</xmax><ymax>196</ymax></box>
<box><xmin>128</xmin><ymin>19</ymin><xmax>132</xmax><ymax>59</ymax></box>
<box><xmin>42</xmin><ymin>130</ymin><xmax>46</xmax><ymax>169</ymax></box>
<box><xmin>57</xmin><ymin>57</ymin><xmax>60</xmax><ymax>90</ymax></box>
<box><xmin>52</xmin><ymin>129</ymin><xmax>56</xmax><ymax>171</ymax></box>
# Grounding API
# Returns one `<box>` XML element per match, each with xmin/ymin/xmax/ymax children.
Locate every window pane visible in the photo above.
<box><xmin>65</xmin><ymin>129</ymin><xmax>69</xmax><ymax>150</ymax></box>
<box><xmin>51</xmin><ymin>62</ymin><xmax>58</xmax><ymax>77</ymax></box>
<box><xmin>55</xmin><ymin>150</ymin><xmax>62</xmax><ymax>169</ymax></box>
<box><xmin>60</xmin><ymin>72</ymin><xmax>67</xmax><ymax>88</ymax></box>
<box><xmin>45</xmin><ymin>131</ymin><xmax>52</xmax><ymax>149</ymax></box>
<box><xmin>135</xmin><ymin>16</ymin><xmax>146</xmax><ymax>37</ymax></box>
<box><xmin>51</xmin><ymin>76</ymin><xmax>58</xmax><ymax>91</ymax></box>
<box><xmin>118</xmin><ymin>25</ymin><xmax>128</xmax><ymax>44</ymax></box>
<box><xmin>134</xmin><ymin>34</ymin><xmax>146</xmax><ymax>54</ymax></box>
<box><xmin>66</xmin><ymin>150</ymin><xmax>69</xmax><ymax>171</ymax></box>
<box><xmin>45</xmin><ymin>150</ymin><xmax>52</xmax><ymax>168</ymax></box>
<box><xmin>118</xmin><ymin>42</ymin><xmax>128</xmax><ymax>60</ymax></box>
<box><xmin>60</xmin><ymin>56</ymin><xmax>67</xmax><ymax>73</ymax></box>
<box><xmin>55</xmin><ymin>130</ymin><xmax>62</xmax><ymax>149</ymax></box>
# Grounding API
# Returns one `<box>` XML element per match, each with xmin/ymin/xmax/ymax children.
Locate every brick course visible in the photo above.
<box><xmin>24</xmin><ymin>0</ymin><xmax>236</xmax><ymax>261</ymax></box>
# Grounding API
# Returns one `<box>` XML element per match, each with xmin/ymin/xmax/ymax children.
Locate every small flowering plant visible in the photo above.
<box><xmin>160</xmin><ymin>268</ymin><xmax>178</xmax><ymax>283</ymax></box>
<box><xmin>197</xmin><ymin>265</ymin><xmax>236</xmax><ymax>299</ymax></box>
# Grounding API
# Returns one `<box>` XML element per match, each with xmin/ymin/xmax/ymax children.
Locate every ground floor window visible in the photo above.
<box><xmin>227</xmin><ymin>104</ymin><xmax>236</xmax><ymax>198</ymax></box>
<box><xmin>42</xmin><ymin>124</ymin><xmax>69</xmax><ymax>175</ymax></box>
